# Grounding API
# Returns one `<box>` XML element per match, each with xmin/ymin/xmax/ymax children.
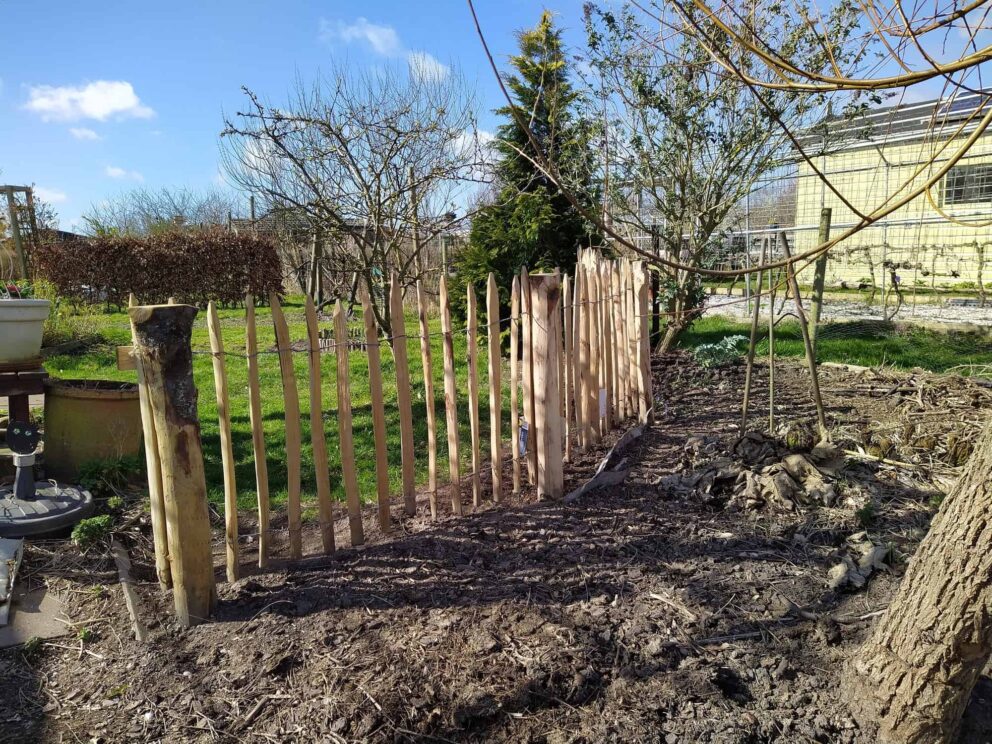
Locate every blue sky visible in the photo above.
<box><xmin>0</xmin><ymin>1</ymin><xmax>587</xmax><ymax>231</ymax></box>
<box><xmin>0</xmin><ymin>1</ymin><xmax>983</xmax><ymax>231</ymax></box>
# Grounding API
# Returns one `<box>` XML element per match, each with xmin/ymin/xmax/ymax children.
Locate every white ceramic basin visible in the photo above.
<box><xmin>0</xmin><ymin>299</ymin><xmax>51</xmax><ymax>364</ymax></box>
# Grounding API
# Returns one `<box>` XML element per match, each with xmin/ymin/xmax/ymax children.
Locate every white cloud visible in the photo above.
<box><xmin>320</xmin><ymin>17</ymin><xmax>449</xmax><ymax>82</ymax></box>
<box><xmin>69</xmin><ymin>127</ymin><xmax>101</xmax><ymax>141</ymax></box>
<box><xmin>34</xmin><ymin>187</ymin><xmax>67</xmax><ymax>204</ymax></box>
<box><xmin>24</xmin><ymin>80</ymin><xmax>154</xmax><ymax>122</ymax></box>
<box><xmin>105</xmin><ymin>165</ymin><xmax>144</xmax><ymax>182</ymax></box>
<box><xmin>320</xmin><ymin>17</ymin><xmax>402</xmax><ymax>56</ymax></box>
<box><xmin>408</xmin><ymin>52</ymin><xmax>450</xmax><ymax>82</ymax></box>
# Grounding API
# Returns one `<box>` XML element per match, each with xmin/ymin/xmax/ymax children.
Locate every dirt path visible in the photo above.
<box><xmin>3</xmin><ymin>353</ymin><xmax>992</xmax><ymax>743</ymax></box>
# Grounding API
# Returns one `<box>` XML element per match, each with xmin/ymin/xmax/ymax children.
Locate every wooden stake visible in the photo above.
<box><xmin>530</xmin><ymin>274</ymin><xmax>563</xmax><ymax>499</ymax></box>
<box><xmin>305</xmin><ymin>297</ymin><xmax>335</xmax><ymax>554</ymax></box>
<box><xmin>562</xmin><ymin>274</ymin><xmax>573</xmax><ymax>461</ymax></box>
<box><xmin>520</xmin><ymin>269</ymin><xmax>537</xmax><ymax>482</ymax></box>
<box><xmin>129</xmin><ymin>303</ymin><xmax>215</xmax><ymax>627</ymax></box>
<box><xmin>333</xmin><ymin>301</ymin><xmax>364</xmax><ymax>545</ymax></box>
<box><xmin>768</xmin><ymin>259</ymin><xmax>778</xmax><ymax>434</ymax></box>
<box><xmin>626</xmin><ymin>261</ymin><xmax>639</xmax><ymax>416</ymax></box>
<box><xmin>244</xmin><ymin>296</ymin><xmax>271</xmax><ymax>567</ymax></box>
<box><xmin>635</xmin><ymin>263</ymin><xmax>652</xmax><ymax>424</ymax></box>
<box><xmin>389</xmin><ymin>274</ymin><xmax>417</xmax><ymax>516</ymax></box>
<box><xmin>600</xmin><ymin>262</ymin><xmax>614</xmax><ymax>431</ymax></box>
<box><xmin>572</xmin><ymin>267</ymin><xmax>585</xmax><ymax>450</ymax></box>
<box><xmin>269</xmin><ymin>293</ymin><xmax>303</xmax><ymax>560</ymax></box>
<box><xmin>486</xmin><ymin>273</ymin><xmax>503</xmax><ymax>502</ymax></box>
<box><xmin>127</xmin><ymin>294</ymin><xmax>170</xmax><ymax>588</ymax></box>
<box><xmin>439</xmin><ymin>275</ymin><xmax>462</xmax><ymax>515</ymax></box>
<box><xmin>362</xmin><ymin>289</ymin><xmax>391</xmax><ymax>532</ymax></box>
<box><xmin>809</xmin><ymin>207</ymin><xmax>832</xmax><ymax>355</ymax></box>
<box><xmin>586</xmin><ymin>261</ymin><xmax>602</xmax><ymax>443</ymax></box>
<box><xmin>509</xmin><ymin>276</ymin><xmax>521</xmax><ymax>495</ymax></box>
<box><xmin>467</xmin><ymin>283</ymin><xmax>482</xmax><ymax>506</ymax></box>
<box><xmin>416</xmin><ymin>282</ymin><xmax>439</xmax><ymax>518</ymax></box>
<box><xmin>207</xmin><ymin>301</ymin><xmax>240</xmax><ymax>582</ymax></box>
<box><xmin>741</xmin><ymin>241</ymin><xmax>767</xmax><ymax>433</ymax></box>
<box><xmin>780</xmin><ymin>232</ymin><xmax>828</xmax><ymax>438</ymax></box>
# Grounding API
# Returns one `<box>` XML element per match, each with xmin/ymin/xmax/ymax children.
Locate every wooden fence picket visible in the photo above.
<box><xmin>269</xmin><ymin>293</ymin><xmax>303</xmax><ymax>560</ymax></box>
<box><xmin>487</xmin><ymin>273</ymin><xmax>502</xmax><ymax>502</ymax></box>
<box><xmin>520</xmin><ymin>269</ymin><xmax>537</xmax><ymax>482</ymax></box>
<box><xmin>467</xmin><ymin>283</ymin><xmax>482</xmax><ymax>506</ymax></box>
<box><xmin>510</xmin><ymin>275</ymin><xmax>521</xmax><ymax>495</ymax></box>
<box><xmin>305</xmin><ymin>297</ymin><xmax>335</xmax><ymax>554</ymax></box>
<box><xmin>439</xmin><ymin>275</ymin><xmax>463</xmax><ymax>515</ymax></box>
<box><xmin>562</xmin><ymin>274</ymin><xmax>573</xmax><ymax>461</ymax></box>
<box><xmin>333</xmin><ymin>301</ymin><xmax>364</xmax><ymax>545</ymax></box>
<box><xmin>207</xmin><ymin>301</ymin><xmax>240</xmax><ymax>582</ymax></box>
<box><xmin>389</xmin><ymin>274</ymin><xmax>417</xmax><ymax>517</ymax></box>
<box><xmin>362</xmin><ymin>289</ymin><xmax>392</xmax><ymax>533</ymax></box>
<box><xmin>244</xmin><ymin>296</ymin><xmax>271</xmax><ymax>567</ymax></box>
<box><xmin>416</xmin><ymin>282</ymin><xmax>439</xmax><ymax>518</ymax></box>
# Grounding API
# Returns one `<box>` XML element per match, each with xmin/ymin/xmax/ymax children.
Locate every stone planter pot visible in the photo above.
<box><xmin>42</xmin><ymin>379</ymin><xmax>141</xmax><ymax>481</ymax></box>
<box><xmin>0</xmin><ymin>299</ymin><xmax>51</xmax><ymax>365</ymax></box>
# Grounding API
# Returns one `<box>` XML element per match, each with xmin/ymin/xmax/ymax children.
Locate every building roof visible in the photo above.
<box><xmin>811</xmin><ymin>90</ymin><xmax>992</xmax><ymax>152</ymax></box>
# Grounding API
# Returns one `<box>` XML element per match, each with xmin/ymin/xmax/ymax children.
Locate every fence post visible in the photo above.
<box><xmin>600</xmin><ymin>260</ymin><xmax>614</xmax><ymax>431</ymax></box>
<box><xmin>439</xmin><ymin>275</ymin><xmax>463</xmax><ymax>515</ymax></box>
<box><xmin>572</xmin><ymin>267</ymin><xmax>585</xmax><ymax>450</ymax></box>
<box><xmin>305</xmin><ymin>296</ymin><xmax>335</xmax><ymax>553</ymax></box>
<box><xmin>809</xmin><ymin>207</ymin><xmax>832</xmax><ymax>355</ymax></box>
<box><xmin>562</xmin><ymin>274</ymin><xmax>573</xmax><ymax>461</ymax></box>
<box><xmin>333</xmin><ymin>301</ymin><xmax>364</xmax><ymax>545</ymax></box>
<box><xmin>244</xmin><ymin>296</ymin><xmax>271</xmax><ymax>567</ymax></box>
<box><xmin>416</xmin><ymin>282</ymin><xmax>439</xmax><ymax>517</ymax></box>
<box><xmin>487</xmin><ymin>273</ymin><xmax>503</xmax><ymax>501</ymax></box>
<box><xmin>530</xmin><ymin>274</ymin><xmax>563</xmax><ymax>499</ymax></box>
<box><xmin>467</xmin><ymin>283</ymin><xmax>482</xmax><ymax>506</ymax></box>
<box><xmin>389</xmin><ymin>274</ymin><xmax>417</xmax><ymax>517</ymax></box>
<box><xmin>207</xmin><ymin>301</ymin><xmax>240</xmax><ymax>582</ymax></box>
<box><xmin>635</xmin><ymin>262</ymin><xmax>652</xmax><ymax>424</ymax></box>
<box><xmin>269</xmin><ymin>293</ymin><xmax>303</xmax><ymax>559</ymax></box>
<box><xmin>127</xmin><ymin>295</ymin><xmax>170</xmax><ymax>589</ymax></box>
<box><xmin>510</xmin><ymin>275</ymin><xmax>521</xmax><ymax>494</ymax></box>
<box><xmin>129</xmin><ymin>303</ymin><xmax>216</xmax><ymax>627</ymax></box>
<box><xmin>362</xmin><ymin>288</ymin><xmax>392</xmax><ymax>532</ymax></box>
<box><xmin>520</xmin><ymin>269</ymin><xmax>537</xmax><ymax>483</ymax></box>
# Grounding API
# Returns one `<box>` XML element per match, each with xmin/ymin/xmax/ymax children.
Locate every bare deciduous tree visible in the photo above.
<box><xmin>82</xmin><ymin>186</ymin><xmax>236</xmax><ymax>236</ymax></box>
<box><xmin>220</xmin><ymin>60</ymin><xmax>486</xmax><ymax>333</ymax></box>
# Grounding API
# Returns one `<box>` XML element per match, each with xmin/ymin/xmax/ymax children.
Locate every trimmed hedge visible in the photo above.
<box><xmin>34</xmin><ymin>229</ymin><xmax>283</xmax><ymax>307</ymax></box>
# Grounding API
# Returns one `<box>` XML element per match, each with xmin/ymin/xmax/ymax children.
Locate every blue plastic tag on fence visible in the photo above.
<box><xmin>519</xmin><ymin>421</ymin><xmax>529</xmax><ymax>457</ymax></box>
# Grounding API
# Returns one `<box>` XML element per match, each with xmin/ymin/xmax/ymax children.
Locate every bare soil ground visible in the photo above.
<box><xmin>3</xmin><ymin>352</ymin><xmax>992</xmax><ymax>743</ymax></box>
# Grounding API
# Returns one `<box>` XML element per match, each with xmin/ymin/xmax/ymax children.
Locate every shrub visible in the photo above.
<box><xmin>71</xmin><ymin>515</ymin><xmax>114</xmax><ymax>548</ymax></box>
<box><xmin>33</xmin><ymin>228</ymin><xmax>282</xmax><ymax>307</ymax></box>
<box><xmin>693</xmin><ymin>335</ymin><xmax>748</xmax><ymax>368</ymax></box>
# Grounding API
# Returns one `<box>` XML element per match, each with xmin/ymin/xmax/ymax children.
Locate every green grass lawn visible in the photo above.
<box><xmin>681</xmin><ymin>315</ymin><xmax>992</xmax><ymax>373</ymax></box>
<box><xmin>45</xmin><ymin>297</ymin><xmax>506</xmax><ymax>514</ymax></box>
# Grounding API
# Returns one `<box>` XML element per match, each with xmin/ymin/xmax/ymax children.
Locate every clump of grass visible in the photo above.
<box><xmin>79</xmin><ymin>454</ymin><xmax>144</xmax><ymax>499</ymax></box>
<box><xmin>71</xmin><ymin>515</ymin><xmax>114</xmax><ymax>548</ymax></box>
<box><xmin>855</xmin><ymin>502</ymin><xmax>877</xmax><ymax>528</ymax></box>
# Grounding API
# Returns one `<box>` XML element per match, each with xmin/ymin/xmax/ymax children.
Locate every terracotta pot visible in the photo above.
<box><xmin>42</xmin><ymin>379</ymin><xmax>141</xmax><ymax>481</ymax></box>
<box><xmin>0</xmin><ymin>299</ymin><xmax>51</xmax><ymax>364</ymax></box>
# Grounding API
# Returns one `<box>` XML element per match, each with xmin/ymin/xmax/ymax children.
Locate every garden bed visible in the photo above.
<box><xmin>4</xmin><ymin>352</ymin><xmax>992</xmax><ymax>741</ymax></box>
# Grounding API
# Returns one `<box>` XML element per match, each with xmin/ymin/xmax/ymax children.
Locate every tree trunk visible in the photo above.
<box><xmin>845</xmin><ymin>418</ymin><xmax>992</xmax><ymax>743</ymax></box>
